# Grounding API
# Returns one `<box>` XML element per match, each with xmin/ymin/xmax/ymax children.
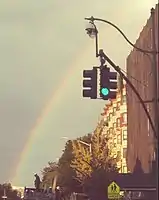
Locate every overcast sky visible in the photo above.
<box><xmin>0</xmin><ymin>0</ymin><xmax>157</xmax><ymax>186</ymax></box>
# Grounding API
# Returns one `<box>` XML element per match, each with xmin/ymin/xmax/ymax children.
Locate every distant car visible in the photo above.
<box><xmin>23</xmin><ymin>187</ymin><xmax>50</xmax><ymax>200</ymax></box>
<box><xmin>24</xmin><ymin>187</ymin><xmax>36</xmax><ymax>199</ymax></box>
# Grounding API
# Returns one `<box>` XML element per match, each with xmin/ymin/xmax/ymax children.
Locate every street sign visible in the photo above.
<box><xmin>108</xmin><ymin>181</ymin><xmax>120</xmax><ymax>199</ymax></box>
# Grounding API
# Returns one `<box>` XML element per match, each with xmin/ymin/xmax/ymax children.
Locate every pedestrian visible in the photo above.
<box><xmin>34</xmin><ymin>173</ymin><xmax>41</xmax><ymax>191</ymax></box>
<box><xmin>114</xmin><ymin>183</ymin><xmax>117</xmax><ymax>192</ymax></box>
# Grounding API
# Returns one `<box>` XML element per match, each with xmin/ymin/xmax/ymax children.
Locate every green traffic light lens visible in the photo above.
<box><xmin>101</xmin><ymin>88</ymin><xmax>109</xmax><ymax>96</ymax></box>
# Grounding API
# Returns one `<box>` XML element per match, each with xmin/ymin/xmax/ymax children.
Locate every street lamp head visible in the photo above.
<box><xmin>85</xmin><ymin>21</ymin><xmax>97</xmax><ymax>38</ymax></box>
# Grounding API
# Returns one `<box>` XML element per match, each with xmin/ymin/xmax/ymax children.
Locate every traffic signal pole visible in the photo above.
<box><xmin>98</xmin><ymin>49</ymin><xmax>156</xmax><ymax>139</ymax></box>
<box><xmin>85</xmin><ymin>13</ymin><xmax>158</xmax><ymax>144</ymax></box>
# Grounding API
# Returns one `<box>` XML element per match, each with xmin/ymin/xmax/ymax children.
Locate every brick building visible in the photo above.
<box><xmin>101</xmin><ymin>85</ymin><xmax>127</xmax><ymax>173</ymax></box>
<box><xmin>126</xmin><ymin>4</ymin><xmax>158</xmax><ymax>173</ymax></box>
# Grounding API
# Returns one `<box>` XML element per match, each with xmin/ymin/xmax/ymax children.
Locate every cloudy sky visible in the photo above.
<box><xmin>0</xmin><ymin>0</ymin><xmax>157</xmax><ymax>186</ymax></box>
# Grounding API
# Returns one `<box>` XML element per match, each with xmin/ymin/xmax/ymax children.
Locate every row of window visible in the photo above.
<box><xmin>117</xmin><ymin>148</ymin><xmax>127</xmax><ymax>159</ymax></box>
<box><xmin>118</xmin><ymin>164</ymin><xmax>127</xmax><ymax>173</ymax></box>
<box><xmin>116</xmin><ymin>95</ymin><xmax>127</xmax><ymax>107</ymax></box>
<box><xmin>116</xmin><ymin>94</ymin><xmax>127</xmax><ymax>107</ymax></box>
<box><xmin>121</xmin><ymin>95</ymin><xmax>127</xmax><ymax>104</ymax></box>
<box><xmin>107</xmin><ymin>130</ymin><xmax>127</xmax><ymax>143</ymax></box>
<box><xmin>117</xmin><ymin>130</ymin><xmax>127</xmax><ymax>144</ymax></box>
<box><xmin>107</xmin><ymin>113</ymin><xmax>127</xmax><ymax>126</ymax></box>
<box><xmin>116</xmin><ymin>149</ymin><xmax>127</xmax><ymax>173</ymax></box>
<box><xmin>107</xmin><ymin>95</ymin><xmax>126</xmax><ymax>117</ymax></box>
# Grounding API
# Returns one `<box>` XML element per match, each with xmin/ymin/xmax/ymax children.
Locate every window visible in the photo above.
<box><xmin>113</xmin><ymin>122</ymin><xmax>117</xmax><ymax>129</ymax></box>
<box><xmin>123</xmin><ymin>130</ymin><xmax>127</xmax><ymax>140</ymax></box>
<box><xmin>116</xmin><ymin>151</ymin><xmax>121</xmax><ymax>161</ymax></box>
<box><xmin>117</xmin><ymin>151</ymin><xmax>121</xmax><ymax>157</ymax></box>
<box><xmin>123</xmin><ymin>148</ymin><xmax>127</xmax><ymax>158</ymax></box>
<box><xmin>107</xmin><ymin>116</ymin><xmax>109</xmax><ymax>122</ymax></box>
<box><xmin>113</xmin><ymin>107</ymin><xmax>116</xmax><ymax>115</ymax></box>
<box><xmin>122</xmin><ymin>95</ymin><xmax>126</xmax><ymax>104</ymax></box>
<box><xmin>121</xmin><ymin>113</ymin><xmax>127</xmax><ymax>124</ymax></box>
<box><xmin>117</xmin><ymin>102</ymin><xmax>120</xmax><ymax>110</ymax></box>
<box><xmin>109</xmin><ymin>128</ymin><xmax>113</xmax><ymax>135</ymax></box>
<box><xmin>122</xmin><ymin>165</ymin><xmax>127</xmax><ymax>173</ymax></box>
<box><xmin>113</xmin><ymin>139</ymin><xmax>117</xmax><ymax>148</ymax></box>
<box><xmin>103</xmin><ymin>120</ymin><xmax>108</xmax><ymax>127</ymax></box>
<box><xmin>103</xmin><ymin>117</ymin><xmax>107</xmax><ymax>122</ymax></box>
<box><xmin>109</xmin><ymin>113</ymin><xmax>113</xmax><ymax>120</ymax></box>
<box><xmin>117</xmin><ymin>118</ymin><xmax>121</xmax><ymax>127</ymax></box>
<box><xmin>117</xmin><ymin>134</ymin><xmax>121</xmax><ymax>144</ymax></box>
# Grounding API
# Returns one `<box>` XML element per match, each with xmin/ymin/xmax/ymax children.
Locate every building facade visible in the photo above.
<box><xmin>101</xmin><ymin>85</ymin><xmax>127</xmax><ymax>173</ymax></box>
<box><xmin>126</xmin><ymin>4</ymin><xmax>158</xmax><ymax>173</ymax></box>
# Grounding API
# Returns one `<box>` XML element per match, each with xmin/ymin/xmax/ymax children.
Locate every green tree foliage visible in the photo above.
<box><xmin>58</xmin><ymin>140</ymin><xmax>80</xmax><ymax>193</ymax></box>
<box><xmin>41</xmin><ymin>162</ymin><xmax>59</xmax><ymax>188</ymax></box>
<box><xmin>0</xmin><ymin>183</ymin><xmax>19</xmax><ymax>200</ymax></box>
<box><xmin>41</xmin><ymin>121</ymin><xmax>119</xmax><ymax>199</ymax></box>
<box><xmin>41</xmin><ymin>140</ymin><xmax>82</xmax><ymax>194</ymax></box>
<box><xmin>41</xmin><ymin>136</ymin><xmax>92</xmax><ymax>193</ymax></box>
<box><xmin>71</xmin><ymin>120</ymin><xmax>119</xmax><ymax>200</ymax></box>
<box><xmin>77</xmin><ymin>133</ymin><xmax>92</xmax><ymax>144</ymax></box>
<box><xmin>91</xmin><ymin>120</ymin><xmax>118</xmax><ymax>172</ymax></box>
<box><xmin>71</xmin><ymin>140</ymin><xmax>92</xmax><ymax>181</ymax></box>
<box><xmin>71</xmin><ymin>120</ymin><xmax>118</xmax><ymax>179</ymax></box>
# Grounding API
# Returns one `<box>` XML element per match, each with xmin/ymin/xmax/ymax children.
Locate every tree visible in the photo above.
<box><xmin>71</xmin><ymin>120</ymin><xmax>119</xmax><ymax>200</ymax></box>
<box><xmin>41</xmin><ymin>140</ymin><xmax>81</xmax><ymax>195</ymax></box>
<box><xmin>41</xmin><ymin>162</ymin><xmax>59</xmax><ymax>189</ymax></box>
<box><xmin>71</xmin><ymin>140</ymin><xmax>92</xmax><ymax>182</ymax></box>
<box><xmin>41</xmin><ymin>120</ymin><xmax>119</xmax><ymax>200</ymax></box>
<box><xmin>41</xmin><ymin>137</ymin><xmax>92</xmax><ymax>196</ymax></box>
<box><xmin>0</xmin><ymin>183</ymin><xmax>19</xmax><ymax>200</ymax></box>
<box><xmin>91</xmin><ymin>119</ymin><xmax>118</xmax><ymax>172</ymax></box>
<box><xmin>58</xmin><ymin>140</ymin><xmax>81</xmax><ymax>194</ymax></box>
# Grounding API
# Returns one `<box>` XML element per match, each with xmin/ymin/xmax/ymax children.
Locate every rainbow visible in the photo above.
<box><xmin>11</xmin><ymin>40</ymin><xmax>96</xmax><ymax>185</ymax></box>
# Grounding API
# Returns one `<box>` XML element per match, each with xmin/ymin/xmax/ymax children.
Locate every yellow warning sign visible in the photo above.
<box><xmin>108</xmin><ymin>181</ymin><xmax>120</xmax><ymax>199</ymax></box>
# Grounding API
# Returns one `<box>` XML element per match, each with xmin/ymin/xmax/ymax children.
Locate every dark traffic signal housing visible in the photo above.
<box><xmin>83</xmin><ymin>67</ymin><xmax>97</xmax><ymax>99</ymax></box>
<box><xmin>100</xmin><ymin>67</ymin><xmax>117</xmax><ymax>100</ymax></box>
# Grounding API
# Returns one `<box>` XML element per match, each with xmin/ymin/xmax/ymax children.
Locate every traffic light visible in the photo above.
<box><xmin>100</xmin><ymin>67</ymin><xmax>117</xmax><ymax>100</ymax></box>
<box><xmin>83</xmin><ymin>67</ymin><xmax>97</xmax><ymax>99</ymax></box>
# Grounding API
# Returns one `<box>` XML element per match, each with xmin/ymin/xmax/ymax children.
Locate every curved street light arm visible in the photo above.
<box><xmin>99</xmin><ymin>49</ymin><xmax>157</xmax><ymax>140</ymax></box>
<box><xmin>78</xmin><ymin>140</ymin><xmax>90</xmax><ymax>146</ymax></box>
<box><xmin>78</xmin><ymin>140</ymin><xmax>92</xmax><ymax>154</ymax></box>
<box><xmin>92</xmin><ymin>18</ymin><xmax>154</xmax><ymax>68</ymax></box>
<box><xmin>85</xmin><ymin>16</ymin><xmax>159</xmax><ymax>54</ymax></box>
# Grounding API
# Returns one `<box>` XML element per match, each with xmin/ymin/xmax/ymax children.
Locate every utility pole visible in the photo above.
<box><xmin>2</xmin><ymin>188</ymin><xmax>7</xmax><ymax>200</ymax></box>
